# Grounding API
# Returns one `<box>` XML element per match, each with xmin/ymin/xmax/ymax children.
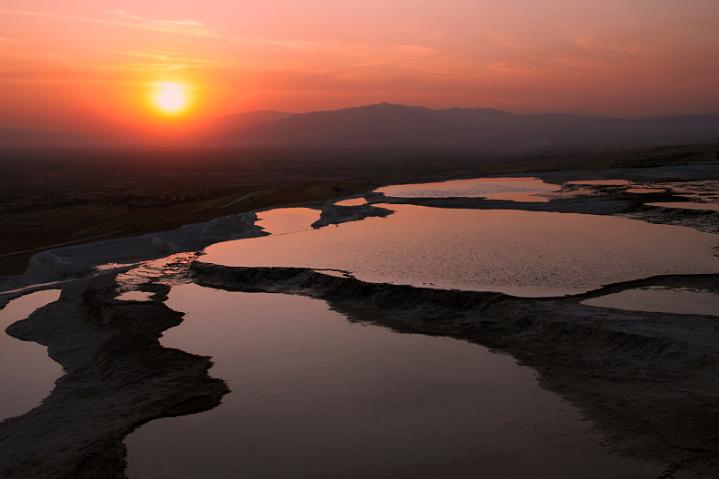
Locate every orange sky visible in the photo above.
<box><xmin>1</xmin><ymin>0</ymin><xmax>717</xmax><ymax>136</ymax></box>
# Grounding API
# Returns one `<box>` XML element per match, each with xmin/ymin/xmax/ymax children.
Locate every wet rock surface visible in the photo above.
<box><xmin>0</xmin><ymin>267</ymin><xmax>227</xmax><ymax>478</ymax></box>
<box><xmin>625</xmin><ymin>205</ymin><xmax>719</xmax><ymax>234</ymax></box>
<box><xmin>2</xmin><ymin>250</ymin><xmax>718</xmax><ymax>477</ymax></box>
<box><xmin>1</xmin><ymin>159</ymin><xmax>718</xmax><ymax>478</ymax></box>
<box><xmin>0</xmin><ymin>211</ymin><xmax>266</xmax><ymax>297</ymax></box>
<box><xmin>312</xmin><ymin>202</ymin><xmax>394</xmax><ymax>228</ymax></box>
<box><xmin>367</xmin><ymin>161</ymin><xmax>719</xmax><ymax>234</ymax></box>
<box><xmin>190</xmin><ymin>262</ymin><xmax>719</xmax><ymax>477</ymax></box>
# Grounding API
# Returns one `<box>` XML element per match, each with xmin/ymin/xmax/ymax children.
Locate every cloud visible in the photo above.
<box><xmin>104</xmin><ymin>10</ymin><xmax>207</xmax><ymax>31</ymax></box>
<box><xmin>0</xmin><ymin>8</ymin><xmax>218</xmax><ymax>39</ymax></box>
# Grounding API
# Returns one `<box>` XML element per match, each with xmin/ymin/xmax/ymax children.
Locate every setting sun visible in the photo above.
<box><xmin>152</xmin><ymin>82</ymin><xmax>189</xmax><ymax>115</ymax></box>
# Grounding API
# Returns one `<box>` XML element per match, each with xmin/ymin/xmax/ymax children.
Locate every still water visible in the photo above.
<box><xmin>0</xmin><ymin>289</ymin><xmax>62</xmax><ymax>421</ymax></box>
<box><xmin>583</xmin><ymin>286</ymin><xmax>719</xmax><ymax>316</ymax></box>
<box><xmin>564</xmin><ymin>179</ymin><xmax>632</xmax><ymax>186</ymax></box>
<box><xmin>646</xmin><ymin>202</ymin><xmax>719</xmax><ymax>212</ymax></box>
<box><xmin>126</xmin><ymin>284</ymin><xmax>661</xmax><ymax>478</ymax></box>
<box><xmin>256</xmin><ymin>207</ymin><xmax>320</xmax><ymax>235</ymax></box>
<box><xmin>203</xmin><ymin>205</ymin><xmax>719</xmax><ymax>297</ymax></box>
<box><xmin>376</xmin><ymin>177</ymin><xmax>559</xmax><ymax>202</ymax></box>
<box><xmin>116</xmin><ymin>291</ymin><xmax>154</xmax><ymax>302</ymax></box>
<box><xmin>335</xmin><ymin>197</ymin><xmax>368</xmax><ymax>206</ymax></box>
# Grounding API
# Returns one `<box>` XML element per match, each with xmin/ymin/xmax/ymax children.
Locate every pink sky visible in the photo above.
<box><xmin>1</xmin><ymin>0</ymin><xmax>717</xmax><ymax>134</ymax></box>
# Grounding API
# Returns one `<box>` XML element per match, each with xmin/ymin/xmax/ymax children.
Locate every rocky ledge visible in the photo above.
<box><xmin>191</xmin><ymin>261</ymin><xmax>719</xmax><ymax>477</ymax></box>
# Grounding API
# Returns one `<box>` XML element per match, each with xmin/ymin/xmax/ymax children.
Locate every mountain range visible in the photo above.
<box><xmin>3</xmin><ymin>103</ymin><xmax>719</xmax><ymax>152</ymax></box>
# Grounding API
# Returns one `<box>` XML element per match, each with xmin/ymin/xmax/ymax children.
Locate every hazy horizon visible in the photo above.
<box><xmin>2</xmin><ymin>1</ymin><xmax>718</xmax><ymax>139</ymax></box>
<box><xmin>2</xmin><ymin>3</ymin><xmax>719</xmax><ymax>478</ymax></box>
<box><xmin>2</xmin><ymin>101</ymin><xmax>718</xmax><ymax>150</ymax></box>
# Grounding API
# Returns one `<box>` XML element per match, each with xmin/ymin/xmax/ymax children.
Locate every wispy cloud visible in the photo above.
<box><xmin>0</xmin><ymin>8</ymin><xmax>219</xmax><ymax>38</ymax></box>
<box><xmin>103</xmin><ymin>10</ymin><xmax>208</xmax><ymax>32</ymax></box>
<box><xmin>113</xmin><ymin>49</ymin><xmax>231</xmax><ymax>66</ymax></box>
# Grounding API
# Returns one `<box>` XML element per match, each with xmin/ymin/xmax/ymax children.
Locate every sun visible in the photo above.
<box><xmin>152</xmin><ymin>82</ymin><xmax>189</xmax><ymax>115</ymax></box>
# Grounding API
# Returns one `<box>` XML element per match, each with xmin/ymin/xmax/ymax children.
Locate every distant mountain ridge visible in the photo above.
<box><xmin>0</xmin><ymin>128</ymin><xmax>103</xmax><ymax>148</ymax></box>
<box><xmin>207</xmin><ymin>110</ymin><xmax>294</xmax><ymax>134</ymax></box>
<box><xmin>2</xmin><ymin>103</ymin><xmax>718</xmax><ymax>151</ymax></box>
<box><xmin>209</xmin><ymin>103</ymin><xmax>719</xmax><ymax>153</ymax></box>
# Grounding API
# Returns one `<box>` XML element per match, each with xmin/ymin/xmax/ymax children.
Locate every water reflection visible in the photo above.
<box><xmin>646</xmin><ymin>202</ymin><xmax>719</xmax><ymax>212</ymax></box>
<box><xmin>583</xmin><ymin>286</ymin><xmax>719</xmax><ymax>316</ymax></box>
<box><xmin>256</xmin><ymin>207</ymin><xmax>320</xmax><ymax>235</ymax></box>
<box><xmin>126</xmin><ymin>284</ymin><xmax>660</xmax><ymax>478</ymax></box>
<box><xmin>377</xmin><ymin>177</ymin><xmax>559</xmax><ymax>203</ymax></box>
<box><xmin>564</xmin><ymin>179</ymin><xmax>632</xmax><ymax>186</ymax></box>
<box><xmin>335</xmin><ymin>197</ymin><xmax>367</xmax><ymax>206</ymax></box>
<box><xmin>203</xmin><ymin>205</ymin><xmax>719</xmax><ymax>297</ymax></box>
<box><xmin>626</xmin><ymin>188</ymin><xmax>667</xmax><ymax>194</ymax></box>
<box><xmin>0</xmin><ymin>289</ymin><xmax>62</xmax><ymax>421</ymax></box>
<box><xmin>116</xmin><ymin>291</ymin><xmax>154</xmax><ymax>302</ymax></box>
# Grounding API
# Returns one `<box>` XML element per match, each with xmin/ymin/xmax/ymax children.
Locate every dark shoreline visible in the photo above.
<box><xmin>3</xmin><ymin>257</ymin><xmax>718</xmax><ymax>477</ymax></box>
<box><xmin>2</xmin><ymin>143</ymin><xmax>716</xmax><ymax>276</ymax></box>
<box><xmin>0</xmin><ymin>258</ymin><xmax>228</xmax><ymax>479</ymax></box>
<box><xmin>1</xmin><ymin>149</ymin><xmax>718</xmax><ymax>477</ymax></box>
<box><xmin>191</xmin><ymin>262</ymin><xmax>719</xmax><ymax>477</ymax></box>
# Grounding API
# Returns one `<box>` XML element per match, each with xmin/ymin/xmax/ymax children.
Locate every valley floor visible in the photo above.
<box><xmin>1</xmin><ymin>145</ymin><xmax>718</xmax><ymax>478</ymax></box>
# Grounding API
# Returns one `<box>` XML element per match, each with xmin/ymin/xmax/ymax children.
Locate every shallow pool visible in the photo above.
<box><xmin>116</xmin><ymin>291</ymin><xmax>154</xmax><ymax>302</ymax></box>
<box><xmin>583</xmin><ymin>286</ymin><xmax>719</xmax><ymax>316</ymax></box>
<box><xmin>376</xmin><ymin>177</ymin><xmax>559</xmax><ymax>202</ymax></box>
<box><xmin>0</xmin><ymin>289</ymin><xmax>62</xmax><ymax>421</ymax></box>
<box><xmin>126</xmin><ymin>284</ymin><xmax>661</xmax><ymax>478</ymax></box>
<box><xmin>334</xmin><ymin>197</ymin><xmax>367</xmax><ymax>206</ymax></box>
<box><xmin>256</xmin><ymin>207</ymin><xmax>321</xmax><ymax>235</ymax></box>
<box><xmin>646</xmin><ymin>202</ymin><xmax>719</xmax><ymax>212</ymax></box>
<box><xmin>203</xmin><ymin>205</ymin><xmax>719</xmax><ymax>297</ymax></box>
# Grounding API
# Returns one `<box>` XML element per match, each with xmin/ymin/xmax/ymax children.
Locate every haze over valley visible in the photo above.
<box><xmin>3</xmin><ymin>103</ymin><xmax>719</xmax><ymax>152</ymax></box>
<box><xmin>2</xmin><ymin>2</ymin><xmax>719</xmax><ymax>478</ymax></box>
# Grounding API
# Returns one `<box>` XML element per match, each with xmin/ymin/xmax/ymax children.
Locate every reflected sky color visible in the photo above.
<box><xmin>115</xmin><ymin>290</ymin><xmax>154</xmax><ymax>301</ymax></box>
<box><xmin>565</xmin><ymin>179</ymin><xmax>632</xmax><ymax>186</ymax></box>
<box><xmin>256</xmin><ymin>207</ymin><xmax>320</xmax><ymax>235</ymax></box>
<box><xmin>203</xmin><ymin>205</ymin><xmax>719</xmax><ymax>297</ymax></box>
<box><xmin>1</xmin><ymin>1</ymin><xmax>717</xmax><ymax>134</ymax></box>
<box><xmin>646</xmin><ymin>202</ymin><xmax>719</xmax><ymax>212</ymax></box>
<box><xmin>377</xmin><ymin>177</ymin><xmax>559</xmax><ymax>202</ymax></box>
<box><xmin>583</xmin><ymin>286</ymin><xmax>719</xmax><ymax>316</ymax></box>
<box><xmin>0</xmin><ymin>289</ymin><xmax>62</xmax><ymax>421</ymax></box>
<box><xmin>334</xmin><ymin>197</ymin><xmax>368</xmax><ymax>207</ymax></box>
<box><xmin>126</xmin><ymin>284</ymin><xmax>661</xmax><ymax>478</ymax></box>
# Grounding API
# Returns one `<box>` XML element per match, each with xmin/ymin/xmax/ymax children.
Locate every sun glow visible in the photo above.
<box><xmin>152</xmin><ymin>82</ymin><xmax>189</xmax><ymax>115</ymax></box>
